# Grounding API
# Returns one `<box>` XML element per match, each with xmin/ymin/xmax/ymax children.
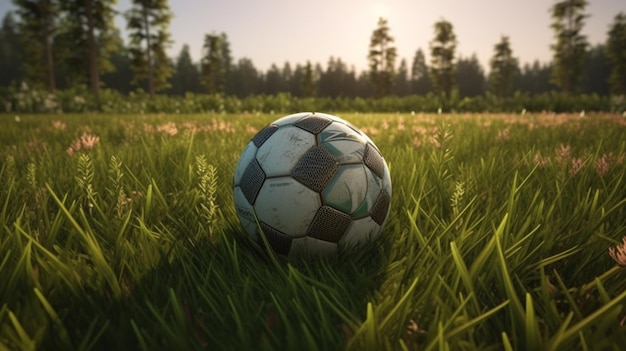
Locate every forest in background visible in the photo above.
<box><xmin>0</xmin><ymin>0</ymin><xmax>624</xmax><ymax>113</ymax></box>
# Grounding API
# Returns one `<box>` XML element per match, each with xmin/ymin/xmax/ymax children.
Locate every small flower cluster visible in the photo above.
<box><xmin>67</xmin><ymin>132</ymin><xmax>100</xmax><ymax>156</ymax></box>
<box><xmin>156</xmin><ymin>122</ymin><xmax>178</xmax><ymax>136</ymax></box>
<box><xmin>609</xmin><ymin>236</ymin><xmax>626</xmax><ymax>267</ymax></box>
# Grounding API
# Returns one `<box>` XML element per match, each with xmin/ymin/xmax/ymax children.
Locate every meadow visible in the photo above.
<box><xmin>1</xmin><ymin>111</ymin><xmax>626</xmax><ymax>350</ymax></box>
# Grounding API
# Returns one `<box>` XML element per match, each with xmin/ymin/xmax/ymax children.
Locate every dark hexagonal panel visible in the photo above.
<box><xmin>260</xmin><ymin>222</ymin><xmax>292</xmax><ymax>255</ymax></box>
<box><xmin>291</xmin><ymin>146</ymin><xmax>338</xmax><ymax>193</ymax></box>
<box><xmin>363</xmin><ymin>143</ymin><xmax>385</xmax><ymax>179</ymax></box>
<box><xmin>295</xmin><ymin>115</ymin><xmax>333</xmax><ymax>134</ymax></box>
<box><xmin>240</xmin><ymin>159</ymin><xmax>265</xmax><ymax>204</ymax></box>
<box><xmin>370</xmin><ymin>190</ymin><xmax>391</xmax><ymax>225</ymax></box>
<box><xmin>307</xmin><ymin>205</ymin><xmax>352</xmax><ymax>243</ymax></box>
<box><xmin>252</xmin><ymin>125</ymin><xmax>279</xmax><ymax>147</ymax></box>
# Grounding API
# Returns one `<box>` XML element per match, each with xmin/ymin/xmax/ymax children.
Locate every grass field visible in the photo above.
<box><xmin>1</xmin><ymin>112</ymin><xmax>626</xmax><ymax>350</ymax></box>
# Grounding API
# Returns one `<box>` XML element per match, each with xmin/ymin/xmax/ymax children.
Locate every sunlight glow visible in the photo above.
<box><xmin>371</xmin><ymin>2</ymin><xmax>391</xmax><ymax>20</ymax></box>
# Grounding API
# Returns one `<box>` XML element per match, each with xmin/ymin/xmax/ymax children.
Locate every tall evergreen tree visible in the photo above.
<box><xmin>411</xmin><ymin>48</ymin><xmax>432</xmax><ymax>94</ymax></box>
<box><xmin>550</xmin><ymin>0</ymin><xmax>588</xmax><ymax>93</ymax></box>
<box><xmin>13</xmin><ymin>0</ymin><xmax>60</xmax><ymax>90</ymax></box>
<box><xmin>126</xmin><ymin>0</ymin><xmax>174</xmax><ymax>96</ymax></box>
<box><xmin>488</xmin><ymin>36</ymin><xmax>518</xmax><ymax>97</ymax></box>
<box><xmin>300</xmin><ymin>61</ymin><xmax>316</xmax><ymax>97</ymax></box>
<box><xmin>264</xmin><ymin>63</ymin><xmax>282</xmax><ymax>94</ymax></box>
<box><xmin>220</xmin><ymin>32</ymin><xmax>235</xmax><ymax>94</ymax></box>
<box><xmin>512</xmin><ymin>61</ymin><xmax>555</xmax><ymax>94</ymax></box>
<box><xmin>580</xmin><ymin>44</ymin><xmax>610</xmax><ymax>95</ymax></box>
<box><xmin>229</xmin><ymin>57</ymin><xmax>259</xmax><ymax>97</ymax></box>
<box><xmin>392</xmin><ymin>58</ymin><xmax>410</xmax><ymax>96</ymax></box>
<box><xmin>455</xmin><ymin>55</ymin><xmax>485</xmax><ymax>97</ymax></box>
<box><xmin>368</xmin><ymin>17</ymin><xmax>397</xmax><ymax>97</ymax></box>
<box><xmin>430</xmin><ymin>19</ymin><xmax>457</xmax><ymax>97</ymax></box>
<box><xmin>606</xmin><ymin>12</ymin><xmax>626</xmax><ymax>95</ymax></box>
<box><xmin>200</xmin><ymin>33</ymin><xmax>225</xmax><ymax>94</ymax></box>
<box><xmin>170</xmin><ymin>44</ymin><xmax>200</xmax><ymax>95</ymax></box>
<box><xmin>60</xmin><ymin>0</ymin><xmax>119</xmax><ymax>97</ymax></box>
<box><xmin>101</xmin><ymin>28</ymin><xmax>132</xmax><ymax>93</ymax></box>
<box><xmin>281</xmin><ymin>62</ymin><xmax>293</xmax><ymax>93</ymax></box>
<box><xmin>0</xmin><ymin>13</ymin><xmax>25</xmax><ymax>87</ymax></box>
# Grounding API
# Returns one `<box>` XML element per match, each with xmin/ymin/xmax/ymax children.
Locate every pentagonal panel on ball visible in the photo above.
<box><xmin>291</xmin><ymin>145</ymin><xmax>338</xmax><ymax>193</ymax></box>
<box><xmin>363</xmin><ymin>143</ymin><xmax>386</xmax><ymax>179</ymax></box>
<box><xmin>254</xmin><ymin>177</ymin><xmax>321</xmax><ymax>238</ymax></box>
<box><xmin>239</xmin><ymin>159</ymin><xmax>265</xmax><ymax>205</ymax></box>
<box><xmin>318</xmin><ymin>122</ymin><xmax>368</xmax><ymax>164</ymax></box>
<box><xmin>252</xmin><ymin>125</ymin><xmax>279</xmax><ymax>148</ymax></box>
<box><xmin>259</xmin><ymin>222</ymin><xmax>292</xmax><ymax>256</ymax></box>
<box><xmin>307</xmin><ymin>205</ymin><xmax>352</xmax><ymax>243</ymax></box>
<box><xmin>233</xmin><ymin>186</ymin><xmax>259</xmax><ymax>242</ymax></box>
<box><xmin>295</xmin><ymin>115</ymin><xmax>333</xmax><ymax>134</ymax></box>
<box><xmin>233</xmin><ymin>141</ymin><xmax>258</xmax><ymax>186</ymax></box>
<box><xmin>256</xmin><ymin>126</ymin><xmax>316</xmax><ymax>177</ymax></box>
<box><xmin>370</xmin><ymin>190</ymin><xmax>391</xmax><ymax>226</ymax></box>
<box><xmin>322</xmin><ymin>164</ymin><xmax>368</xmax><ymax>215</ymax></box>
<box><xmin>272</xmin><ymin>112</ymin><xmax>313</xmax><ymax>127</ymax></box>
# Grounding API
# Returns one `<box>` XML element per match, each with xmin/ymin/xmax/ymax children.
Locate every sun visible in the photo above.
<box><xmin>371</xmin><ymin>2</ymin><xmax>391</xmax><ymax>20</ymax></box>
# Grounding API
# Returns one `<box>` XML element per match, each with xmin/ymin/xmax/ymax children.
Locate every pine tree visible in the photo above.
<box><xmin>430</xmin><ymin>19</ymin><xmax>457</xmax><ymax>97</ymax></box>
<box><xmin>456</xmin><ymin>55</ymin><xmax>485</xmax><ymax>98</ymax></box>
<box><xmin>580</xmin><ymin>44</ymin><xmax>610</xmax><ymax>95</ymax></box>
<box><xmin>550</xmin><ymin>0</ymin><xmax>588</xmax><ymax>93</ymax></box>
<box><xmin>411</xmin><ymin>48</ymin><xmax>432</xmax><ymax>94</ymax></box>
<box><xmin>488</xmin><ymin>36</ymin><xmax>518</xmax><ymax>97</ymax></box>
<box><xmin>0</xmin><ymin>13</ymin><xmax>25</xmax><ymax>87</ymax></box>
<box><xmin>606</xmin><ymin>12</ymin><xmax>626</xmax><ymax>95</ymax></box>
<box><xmin>13</xmin><ymin>0</ymin><xmax>59</xmax><ymax>90</ymax></box>
<box><xmin>300</xmin><ymin>61</ymin><xmax>316</xmax><ymax>97</ymax></box>
<box><xmin>264</xmin><ymin>63</ymin><xmax>282</xmax><ymax>95</ymax></box>
<box><xmin>101</xmin><ymin>29</ymin><xmax>132</xmax><ymax>94</ymax></box>
<box><xmin>170</xmin><ymin>44</ymin><xmax>200</xmax><ymax>95</ymax></box>
<box><xmin>126</xmin><ymin>0</ymin><xmax>174</xmax><ymax>96</ymax></box>
<box><xmin>392</xmin><ymin>58</ymin><xmax>410</xmax><ymax>96</ymax></box>
<box><xmin>368</xmin><ymin>17</ymin><xmax>397</xmax><ymax>97</ymax></box>
<box><xmin>60</xmin><ymin>0</ymin><xmax>119</xmax><ymax>97</ymax></box>
<box><xmin>200</xmin><ymin>33</ymin><xmax>225</xmax><ymax>94</ymax></box>
<box><xmin>230</xmin><ymin>57</ymin><xmax>259</xmax><ymax>97</ymax></box>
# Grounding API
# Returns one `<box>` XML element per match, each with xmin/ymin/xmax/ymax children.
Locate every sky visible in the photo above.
<box><xmin>1</xmin><ymin>0</ymin><xmax>624</xmax><ymax>73</ymax></box>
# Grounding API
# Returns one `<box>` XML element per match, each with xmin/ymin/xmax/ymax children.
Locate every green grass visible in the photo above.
<box><xmin>1</xmin><ymin>112</ymin><xmax>626</xmax><ymax>350</ymax></box>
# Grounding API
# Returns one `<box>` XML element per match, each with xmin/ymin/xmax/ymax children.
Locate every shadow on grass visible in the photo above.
<box><xmin>79</xmin><ymin>225</ymin><xmax>389</xmax><ymax>350</ymax></box>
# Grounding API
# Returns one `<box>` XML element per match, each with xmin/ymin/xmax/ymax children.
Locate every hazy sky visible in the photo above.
<box><xmin>1</xmin><ymin>0</ymin><xmax>624</xmax><ymax>73</ymax></box>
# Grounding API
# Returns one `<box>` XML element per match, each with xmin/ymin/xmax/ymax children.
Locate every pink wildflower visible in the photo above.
<box><xmin>156</xmin><ymin>122</ymin><xmax>178</xmax><ymax>136</ymax></box>
<box><xmin>595</xmin><ymin>154</ymin><xmax>610</xmax><ymax>177</ymax></box>
<box><xmin>66</xmin><ymin>132</ymin><xmax>99</xmax><ymax>156</ymax></box>
<box><xmin>80</xmin><ymin>132</ymin><xmax>100</xmax><ymax>150</ymax></box>
<box><xmin>555</xmin><ymin>144</ymin><xmax>571</xmax><ymax>165</ymax></box>
<box><xmin>533</xmin><ymin>153</ymin><xmax>550</xmax><ymax>168</ymax></box>
<box><xmin>52</xmin><ymin>120</ymin><xmax>66</xmax><ymax>131</ymax></box>
<box><xmin>609</xmin><ymin>236</ymin><xmax>626</xmax><ymax>267</ymax></box>
<box><xmin>569</xmin><ymin>157</ymin><xmax>585</xmax><ymax>178</ymax></box>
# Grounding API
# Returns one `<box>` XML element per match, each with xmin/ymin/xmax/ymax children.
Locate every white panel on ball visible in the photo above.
<box><xmin>272</xmin><ymin>112</ymin><xmax>312</xmax><ymax>127</ymax></box>
<box><xmin>339</xmin><ymin>216</ymin><xmax>381</xmax><ymax>249</ymax></box>
<box><xmin>256</xmin><ymin>126</ymin><xmax>316</xmax><ymax>177</ymax></box>
<box><xmin>233</xmin><ymin>186</ymin><xmax>259</xmax><ymax>242</ymax></box>
<box><xmin>322</xmin><ymin>164</ymin><xmax>367</xmax><ymax>214</ymax></box>
<box><xmin>254</xmin><ymin>177</ymin><xmax>321</xmax><ymax>237</ymax></box>
<box><xmin>318</xmin><ymin>123</ymin><xmax>368</xmax><ymax>164</ymax></box>
<box><xmin>233</xmin><ymin>142</ymin><xmax>258</xmax><ymax>185</ymax></box>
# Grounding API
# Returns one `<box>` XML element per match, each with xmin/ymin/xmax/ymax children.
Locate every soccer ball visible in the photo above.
<box><xmin>233</xmin><ymin>112</ymin><xmax>392</xmax><ymax>259</ymax></box>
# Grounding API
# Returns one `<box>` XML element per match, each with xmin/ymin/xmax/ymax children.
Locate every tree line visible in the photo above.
<box><xmin>0</xmin><ymin>0</ymin><xmax>625</xmax><ymax>101</ymax></box>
